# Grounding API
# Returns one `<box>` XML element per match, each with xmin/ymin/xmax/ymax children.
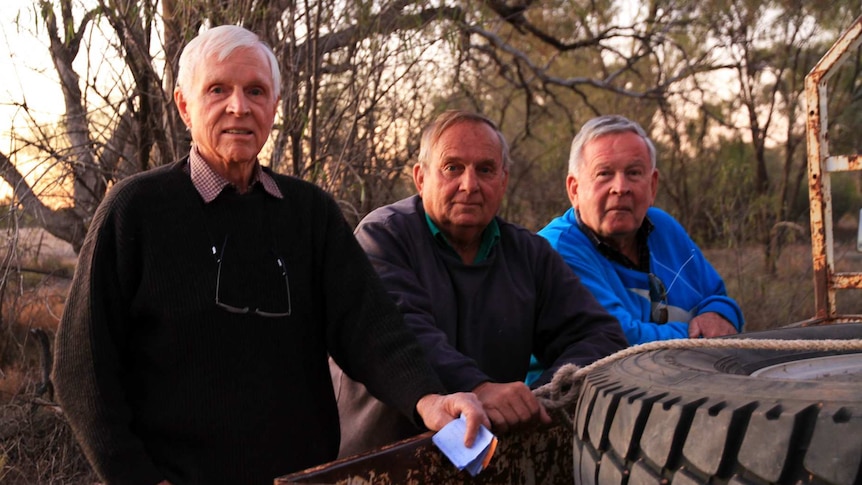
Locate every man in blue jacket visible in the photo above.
<box><xmin>539</xmin><ymin>115</ymin><xmax>743</xmax><ymax>345</ymax></box>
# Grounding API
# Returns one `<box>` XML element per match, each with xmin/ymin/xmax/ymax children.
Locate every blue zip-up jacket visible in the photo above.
<box><xmin>539</xmin><ymin>207</ymin><xmax>743</xmax><ymax>344</ymax></box>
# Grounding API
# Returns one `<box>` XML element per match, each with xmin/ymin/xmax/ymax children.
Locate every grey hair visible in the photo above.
<box><xmin>417</xmin><ymin>110</ymin><xmax>512</xmax><ymax>170</ymax></box>
<box><xmin>568</xmin><ymin>115</ymin><xmax>656</xmax><ymax>175</ymax></box>
<box><xmin>176</xmin><ymin>25</ymin><xmax>281</xmax><ymax>99</ymax></box>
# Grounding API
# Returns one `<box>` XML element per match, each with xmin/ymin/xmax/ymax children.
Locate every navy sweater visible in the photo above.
<box><xmin>53</xmin><ymin>161</ymin><xmax>443</xmax><ymax>485</ymax></box>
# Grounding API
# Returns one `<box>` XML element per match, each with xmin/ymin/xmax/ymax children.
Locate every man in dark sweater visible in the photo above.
<box><xmin>52</xmin><ymin>26</ymin><xmax>488</xmax><ymax>485</ymax></box>
<box><xmin>331</xmin><ymin>110</ymin><xmax>628</xmax><ymax>457</ymax></box>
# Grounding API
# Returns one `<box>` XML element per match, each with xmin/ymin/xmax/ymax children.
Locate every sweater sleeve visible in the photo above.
<box><xmin>319</xmin><ymin>194</ymin><xmax>444</xmax><ymax>424</ymax></box>
<box><xmin>353</xmin><ymin>210</ymin><xmax>491</xmax><ymax>393</ymax></box>
<box><xmin>52</xmin><ymin>185</ymin><xmax>165</xmax><ymax>485</ymax></box>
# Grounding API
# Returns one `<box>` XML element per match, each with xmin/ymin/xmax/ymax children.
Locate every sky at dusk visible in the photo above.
<box><xmin>1</xmin><ymin>1</ymin><xmax>66</xmax><ymax>153</ymax></box>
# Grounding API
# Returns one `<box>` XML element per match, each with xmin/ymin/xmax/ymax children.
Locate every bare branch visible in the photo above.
<box><xmin>0</xmin><ymin>151</ymin><xmax>86</xmax><ymax>251</ymax></box>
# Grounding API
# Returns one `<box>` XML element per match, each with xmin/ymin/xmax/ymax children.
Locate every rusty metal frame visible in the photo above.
<box><xmin>804</xmin><ymin>14</ymin><xmax>862</xmax><ymax>325</ymax></box>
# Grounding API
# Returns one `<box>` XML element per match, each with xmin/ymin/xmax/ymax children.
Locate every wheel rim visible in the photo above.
<box><xmin>750</xmin><ymin>353</ymin><xmax>862</xmax><ymax>381</ymax></box>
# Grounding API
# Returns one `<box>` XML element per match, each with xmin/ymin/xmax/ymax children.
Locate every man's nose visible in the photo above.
<box><xmin>609</xmin><ymin>172</ymin><xmax>631</xmax><ymax>194</ymax></box>
<box><xmin>459</xmin><ymin>167</ymin><xmax>480</xmax><ymax>192</ymax></box>
<box><xmin>227</xmin><ymin>91</ymin><xmax>250</xmax><ymax>115</ymax></box>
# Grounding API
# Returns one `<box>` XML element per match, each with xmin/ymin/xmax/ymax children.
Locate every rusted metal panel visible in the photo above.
<box><xmin>825</xmin><ymin>154</ymin><xmax>862</xmax><ymax>172</ymax></box>
<box><xmin>807</xmin><ymin>16</ymin><xmax>862</xmax><ymax>84</ymax></box>
<box><xmin>805</xmin><ymin>15</ymin><xmax>862</xmax><ymax>321</ymax></box>
<box><xmin>277</xmin><ymin>412</ymin><xmax>574</xmax><ymax>485</ymax></box>
<box><xmin>832</xmin><ymin>273</ymin><xmax>862</xmax><ymax>289</ymax></box>
<box><xmin>805</xmin><ymin>47</ymin><xmax>829</xmax><ymax>319</ymax></box>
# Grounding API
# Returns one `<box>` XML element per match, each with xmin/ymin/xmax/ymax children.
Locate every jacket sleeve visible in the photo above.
<box><xmin>687</xmin><ymin>246</ymin><xmax>744</xmax><ymax>330</ymax></box>
<box><xmin>52</xmin><ymin>188</ymin><xmax>165</xmax><ymax>485</ymax></box>
<box><xmin>652</xmin><ymin>209</ymin><xmax>744</xmax><ymax>332</ymax></box>
<box><xmin>530</xmin><ymin>239</ymin><xmax>629</xmax><ymax>387</ymax></box>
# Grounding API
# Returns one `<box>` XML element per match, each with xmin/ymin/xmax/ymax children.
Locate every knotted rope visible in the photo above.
<box><xmin>532</xmin><ymin>337</ymin><xmax>862</xmax><ymax>411</ymax></box>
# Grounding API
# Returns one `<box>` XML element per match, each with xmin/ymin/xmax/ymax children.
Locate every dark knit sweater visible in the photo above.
<box><xmin>53</xmin><ymin>161</ymin><xmax>443</xmax><ymax>485</ymax></box>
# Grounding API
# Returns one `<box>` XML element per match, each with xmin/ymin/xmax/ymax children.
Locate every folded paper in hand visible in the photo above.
<box><xmin>431</xmin><ymin>415</ymin><xmax>498</xmax><ymax>476</ymax></box>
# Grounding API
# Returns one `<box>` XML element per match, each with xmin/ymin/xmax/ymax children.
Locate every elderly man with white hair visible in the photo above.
<box><xmin>53</xmin><ymin>25</ymin><xmax>487</xmax><ymax>485</ymax></box>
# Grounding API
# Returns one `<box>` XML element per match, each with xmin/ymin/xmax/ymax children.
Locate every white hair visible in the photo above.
<box><xmin>568</xmin><ymin>115</ymin><xmax>656</xmax><ymax>175</ymax></box>
<box><xmin>417</xmin><ymin>110</ymin><xmax>512</xmax><ymax>170</ymax></box>
<box><xmin>176</xmin><ymin>25</ymin><xmax>280</xmax><ymax>99</ymax></box>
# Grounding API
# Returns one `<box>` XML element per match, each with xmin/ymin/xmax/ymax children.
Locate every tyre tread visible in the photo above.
<box><xmin>571</xmin><ymin>324</ymin><xmax>862</xmax><ymax>484</ymax></box>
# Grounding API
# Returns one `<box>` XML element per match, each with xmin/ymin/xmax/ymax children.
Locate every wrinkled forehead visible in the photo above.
<box><xmin>434</xmin><ymin>122</ymin><xmax>503</xmax><ymax>161</ymax></box>
<box><xmin>583</xmin><ymin>132</ymin><xmax>651</xmax><ymax>166</ymax></box>
<box><xmin>192</xmin><ymin>46</ymin><xmax>273</xmax><ymax>85</ymax></box>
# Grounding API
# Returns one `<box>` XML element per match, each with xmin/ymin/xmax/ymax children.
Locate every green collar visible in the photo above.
<box><xmin>425</xmin><ymin>214</ymin><xmax>500</xmax><ymax>263</ymax></box>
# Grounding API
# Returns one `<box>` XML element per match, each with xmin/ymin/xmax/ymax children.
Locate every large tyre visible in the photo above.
<box><xmin>573</xmin><ymin>323</ymin><xmax>862</xmax><ymax>485</ymax></box>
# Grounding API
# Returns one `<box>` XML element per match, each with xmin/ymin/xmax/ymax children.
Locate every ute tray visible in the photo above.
<box><xmin>278</xmin><ymin>413</ymin><xmax>573</xmax><ymax>485</ymax></box>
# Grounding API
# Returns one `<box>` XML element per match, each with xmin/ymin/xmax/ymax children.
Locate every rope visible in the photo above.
<box><xmin>532</xmin><ymin>337</ymin><xmax>862</xmax><ymax>410</ymax></box>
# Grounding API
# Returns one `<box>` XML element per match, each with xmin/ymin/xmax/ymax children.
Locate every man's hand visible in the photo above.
<box><xmin>688</xmin><ymin>312</ymin><xmax>738</xmax><ymax>338</ymax></box>
<box><xmin>472</xmin><ymin>382</ymin><xmax>552</xmax><ymax>434</ymax></box>
<box><xmin>416</xmin><ymin>392</ymin><xmax>490</xmax><ymax>448</ymax></box>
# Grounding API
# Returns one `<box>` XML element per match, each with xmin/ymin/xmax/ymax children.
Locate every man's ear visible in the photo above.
<box><xmin>413</xmin><ymin>163</ymin><xmax>425</xmax><ymax>197</ymax></box>
<box><xmin>272</xmin><ymin>95</ymin><xmax>281</xmax><ymax>119</ymax></box>
<box><xmin>174</xmin><ymin>89</ymin><xmax>192</xmax><ymax>127</ymax></box>
<box><xmin>501</xmin><ymin>165</ymin><xmax>510</xmax><ymax>192</ymax></box>
<box><xmin>566</xmin><ymin>174</ymin><xmax>578</xmax><ymax>209</ymax></box>
<box><xmin>650</xmin><ymin>168</ymin><xmax>660</xmax><ymax>204</ymax></box>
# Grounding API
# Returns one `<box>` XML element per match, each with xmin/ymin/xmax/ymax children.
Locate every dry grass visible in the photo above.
<box><xmin>0</xmin><ymin>229</ymin><xmax>96</xmax><ymax>484</ymax></box>
<box><xmin>707</xmin><ymin>240</ymin><xmax>862</xmax><ymax>332</ymax></box>
<box><xmin>0</xmin><ymin>386</ymin><xmax>96</xmax><ymax>484</ymax></box>
<box><xmin>0</xmin><ymin>330</ymin><xmax>97</xmax><ymax>484</ymax></box>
